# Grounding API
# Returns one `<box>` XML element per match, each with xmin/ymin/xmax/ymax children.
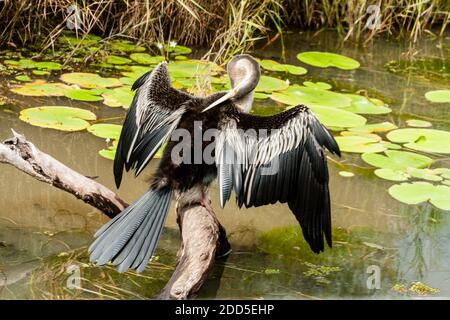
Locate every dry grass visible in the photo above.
<box><xmin>0</xmin><ymin>0</ymin><xmax>448</xmax><ymax>60</ymax></box>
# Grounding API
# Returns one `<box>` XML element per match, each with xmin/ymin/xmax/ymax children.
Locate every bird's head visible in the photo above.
<box><xmin>202</xmin><ymin>54</ymin><xmax>260</xmax><ymax>113</ymax></box>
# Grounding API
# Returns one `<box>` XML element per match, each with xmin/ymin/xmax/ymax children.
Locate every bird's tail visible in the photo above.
<box><xmin>89</xmin><ymin>188</ymin><xmax>172</xmax><ymax>273</ymax></box>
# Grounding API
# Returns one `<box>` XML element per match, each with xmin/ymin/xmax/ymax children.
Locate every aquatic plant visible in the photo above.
<box><xmin>1</xmin><ymin>0</ymin><xmax>448</xmax><ymax>61</ymax></box>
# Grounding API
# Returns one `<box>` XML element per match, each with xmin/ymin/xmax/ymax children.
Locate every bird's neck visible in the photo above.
<box><xmin>234</xmin><ymin>91</ymin><xmax>254</xmax><ymax>113</ymax></box>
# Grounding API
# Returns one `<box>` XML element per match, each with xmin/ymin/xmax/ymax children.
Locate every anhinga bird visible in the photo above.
<box><xmin>89</xmin><ymin>54</ymin><xmax>341</xmax><ymax>273</ymax></box>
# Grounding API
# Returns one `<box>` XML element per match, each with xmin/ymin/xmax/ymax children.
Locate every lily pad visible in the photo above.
<box><xmin>339</xmin><ymin>171</ymin><xmax>354</xmax><ymax>177</ymax></box>
<box><xmin>102</xmin><ymin>87</ymin><xmax>134</xmax><ymax>108</ymax></box>
<box><xmin>308</xmin><ymin>106</ymin><xmax>367</xmax><ymax>128</ymax></box>
<box><xmin>335</xmin><ymin>135</ymin><xmax>386</xmax><ymax>153</ymax></box>
<box><xmin>406</xmin><ymin>119</ymin><xmax>432</xmax><ymax>127</ymax></box>
<box><xmin>297</xmin><ymin>51</ymin><xmax>360</xmax><ymax>70</ymax></box>
<box><xmin>99</xmin><ymin>147</ymin><xmax>117</xmax><ymax>160</ymax></box>
<box><xmin>254</xmin><ymin>92</ymin><xmax>269</xmax><ymax>99</ymax></box>
<box><xmin>32</xmin><ymin>70</ymin><xmax>50</xmax><ymax>76</ymax></box>
<box><xmin>129</xmin><ymin>53</ymin><xmax>165</xmax><ymax>65</ymax></box>
<box><xmin>260</xmin><ymin>59</ymin><xmax>307</xmax><ymax>75</ymax></box>
<box><xmin>434</xmin><ymin>168</ymin><xmax>450</xmax><ymax>179</ymax></box>
<box><xmin>60</xmin><ymin>72</ymin><xmax>122</xmax><ymax>89</ymax></box>
<box><xmin>65</xmin><ymin>88</ymin><xmax>103</xmax><ymax>102</ymax></box>
<box><xmin>374</xmin><ymin>169</ymin><xmax>409</xmax><ymax>181</ymax></box>
<box><xmin>270</xmin><ymin>84</ymin><xmax>352</xmax><ymax>108</ymax></box>
<box><xmin>256</xmin><ymin>76</ymin><xmax>289</xmax><ymax>93</ymax></box>
<box><xmin>35</xmin><ymin>61</ymin><xmax>62</xmax><ymax>70</ymax></box>
<box><xmin>19</xmin><ymin>106</ymin><xmax>96</xmax><ymax>131</ymax></box>
<box><xmin>349</xmin><ymin>122</ymin><xmax>397</xmax><ymax>133</ymax></box>
<box><xmin>11</xmin><ymin>80</ymin><xmax>71</xmax><ymax>96</ymax></box>
<box><xmin>406</xmin><ymin>168</ymin><xmax>443</xmax><ymax>182</ymax></box>
<box><xmin>388</xmin><ymin>182</ymin><xmax>450</xmax><ymax>210</ymax></box>
<box><xmin>4</xmin><ymin>59</ymin><xmax>36</xmax><ymax>69</ymax></box>
<box><xmin>15</xmin><ymin>75</ymin><xmax>31</xmax><ymax>82</ymax></box>
<box><xmin>110</xmin><ymin>40</ymin><xmax>146</xmax><ymax>52</ymax></box>
<box><xmin>58</xmin><ymin>34</ymin><xmax>101</xmax><ymax>46</ymax></box>
<box><xmin>87</xmin><ymin>124</ymin><xmax>122</xmax><ymax>140</ymax></box>
<box><xmin>386</xmin><ymin>129</ymin><xmax>450</xmax><ymax>154</ymax></box>
<box><xmin>341</xmin><ymin>94</ymin><xmax>391</xmax><ymax>114</ymax></box>
<box><xmin>361</xmin><ymin>150</ymin><xmax>433</xmax><ymax>171</ymax></box>
<box><xmin>164</xmin><ymin>44</ymin><xmax>192</xmax><ymax>55</ymax></box>
<box><xmin>424</xmin><ymin>90</ymin><xmax>450</xmax><ymax>103</ymax></box>
<box><xmin>302</xmin><ymin>81</ymin><xmax>332</xmax><ymax>90</ymax></box>
<box><xmin>106</xmin><ymin>55</ymin><xmax>132</xmax><ymax>65</ymax></box>
<box><xmin>168</xmin><ymin>60</ymin><xmax>221</xmax><ymax>79</ymax></box>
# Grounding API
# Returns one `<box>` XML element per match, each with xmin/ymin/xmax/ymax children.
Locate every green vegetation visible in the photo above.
<box><xmin>1</xmin><ymin>1</ymin><xmax>449</xmax><ymax>62</ymax></box>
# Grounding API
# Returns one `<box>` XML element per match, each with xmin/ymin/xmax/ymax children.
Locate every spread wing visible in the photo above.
<box><xmin>114</xmin><ymin>62</ymin><xmax>192</xmax><ymax>188</ymax></box>
<box><xmin>215</xmin><ymin>105</ymin><xmax>341</xmax><ymax>253</ymax></box>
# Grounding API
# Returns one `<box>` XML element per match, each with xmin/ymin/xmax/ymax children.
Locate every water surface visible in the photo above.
<box><xmin>1</xmin><ymin>31</ymin><xmax>449</xmax><ymax>299</ymax></box>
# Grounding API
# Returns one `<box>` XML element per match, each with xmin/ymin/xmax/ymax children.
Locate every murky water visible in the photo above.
<box><xmin>1</xmin><ymin>31</ymin><xmax>449</xmax><ymax>299</ymax></box>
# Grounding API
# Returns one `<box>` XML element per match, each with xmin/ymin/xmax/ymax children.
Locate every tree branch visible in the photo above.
<box><xmin>157</xmin><ymin>186</ymin><xmax>230</xmax><ymax>299</ymax></box>
<box><xmin>0</xmin><ymin>130</ymin><xmax>126</xmax><ymax>218</ymax></box>
<box><xmin>0</xmin><ymin>130</ymin><xmax>230</xmax><ymax>299</ymax></box>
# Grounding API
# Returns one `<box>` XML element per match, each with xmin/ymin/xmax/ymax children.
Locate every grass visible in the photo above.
<box><xmin>0</xmin><ymin>0</ymin><xmax>448</xmax><ymax>61</ymax></box>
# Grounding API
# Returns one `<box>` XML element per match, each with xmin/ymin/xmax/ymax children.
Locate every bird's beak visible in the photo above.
<box><xmin>202</xmin><ymin>87</ymin><xmax>239</xmax><ymax>113</ymax></box>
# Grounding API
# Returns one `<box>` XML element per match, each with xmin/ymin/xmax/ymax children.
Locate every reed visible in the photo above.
<box><xmin>0</xmin><ymin>0</ymin><xmax>448</xmax><ymax>60</ymax></box>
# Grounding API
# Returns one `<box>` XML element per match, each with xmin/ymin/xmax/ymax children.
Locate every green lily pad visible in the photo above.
<box><xmin>386</xmin><ymin>129</ymin><xmax>450</xmax><ymax>154</ymax></box>
<box><xmin>406</xmin><ymin>119</ymin><xmax>432</xmax><ymax>127</ymax></box>
<box><xmin>32</xmin><ymin>70</ymin><xmax>50</xmax><ymax>76</ymax></box>
<box><xmin>349</xmin><ymin>122</ymin><xmax>397</xmax><ymax>133</ymax></box>
<box><xmin>4</xmin><ymin>59</ymin><xmax>37</xmax><ymax>69</ymax></box>
<box><xmin>339</xmin><ymin>171</ymin><xmax>354</xmax><ymax>177</ymax></box>
<box><xmin>167</xmin><ymin>60</ymin><xmax>221</xmax><ymax>79</ymax></box>
<box><xmin>99</xmin><ymin>147</ymin><xmax>116</xmax><ymax>160</ymax></box>
<box><xmin>406</xmin><ymin>168</ymin><xmax>443</xmax><ymax>182</ymax></box>
<box><xmin>335</xmin><ymin>135</ymin><xmax>386</xmax><ymax>153</ymax></box>
<box><xmin>425</xmin><ymin>90</ymin><xmax>450</xmax><ymax>103</ymax></box>
<box><xmin>374</xmin><ymin>169</ymin><xmax>409</xmax><ymax>181</ymax></box>
<box><xmin>65</xmin><ymin>88</ymin><xmax>103</xmax><ymax>102</ymax></box>
<box><xmin>270</xmin><ymin>84</ymin><xmax>352</xmax><ymax>108</ymax></box>
<box><xmin>302</xmin><ymin>81</ymin><xmax>332</xmax><ymax>90</ymax></box>
<box><xmin>164</xmin><ymin>44</ymin><xmax>192</xmax><ymax>55</ymax></box>
<box><xmin>35</xmin><ymin>61</ymin><xmax>62</xmax><ymax>70</ymax></box>
<box><xmin>256</xmin><ymin>76</ymin><xmax>289</xmax><ymax>93</ymax></box>
<box><xmin>119</xmin><ymin>77</ymin><xmax>136</xmax><ymax>86</ymax></box>
<box><xmin>106</xmin><ymin>55</ymin><xmax>132</xmax><ymax>65</ymax></box>
<box><xmin>110</xmin><ymin>40</ymin><xmax>146</xmax><ymax>52</ymax></box>
<box><xmin>102</xmin><ymin>87</ymin><xmax>134</xmax><ymax>108</ymax></box>
<box><xmin>297</xmin><ymin>51</ymin><xmax>360</xmax><ymax>70</ymax></box>
<box><xmin>308</xmin><ymin>106</ymin><xmax>367</xmax><ymax>128</ymax></box>
<box><xmin>254</xmin><ymin>92</ymin><xmax>269</xmax><ymax>99</ymax></box>
<box><xmin>58</xmin><ymin>34</ymin><xmax>101</xmax><ymax>46</ymax></box>
<box><xmin>388</xmin><ymin>182</ymin><xmax>450</xmax><ymax>210</ymax></box>
<box><xmin>380</xmin><ymin>141</ymin><xmax>403</xmax><ymax>150</ymax></box>
<box><xmin>60</xmin><ymin>72</ymin><xmax>122</xmax><ymax>89</ymax></box>
<box><xmin>19</xmin><ymin>106</ymin><xmax>96</xmax><ymax>131</ymax></box>
<box><xmin>442</xmin><ymin>180</ymin><xmax>450</xmax><ymax>186</ymax></box>
<box><xmin>87</xmin><ymin>124</ymin><xmax>122</xmax><ymax>140</ymax></box>
<box><xmin>130</xmin><ymin>53</ymin><xmax>165</xmax><ymax>65</ymax></box>
<box><xmin>361</xmin><ymin>150</ymin><xmax>433</xmax><ymax>171</ymax></box>
<box><xmin>260</xmin><ymin>59</ymin><xmax>307</xmax><ymax>75</ymax></box>
<box><xmin>11</xmin><ymin>80</ymin><xmax>71</xmax><ymax>96</ymax></box>
<box><xmin>341</xmin><ymin>94</ymin><xmax>391</xmax><ymax>114</ymax></box>
<box><xmin>15</xmin><ymin>75</ymin><xmax>31</xmax><ymax>82</ymax></box>
<box><xmin>434</xmin><ymin>168</ymin><xmax>450</xmax><ymax>179</ymax></box>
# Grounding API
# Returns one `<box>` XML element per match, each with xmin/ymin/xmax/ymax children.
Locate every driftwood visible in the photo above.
<box><xmin>0</xmin><ymin>130</ymin><xmax>229</xmax><ymax>299</ymax></box>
